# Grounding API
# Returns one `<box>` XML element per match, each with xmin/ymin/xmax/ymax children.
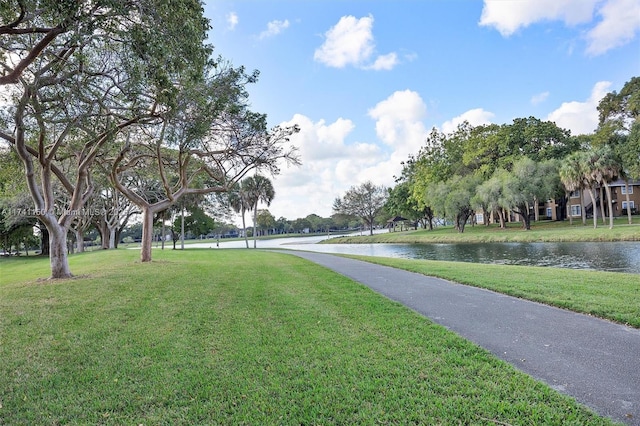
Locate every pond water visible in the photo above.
<box><xmin>189</xmin><ymin>236</ymin><xmax>640</xmax><ymax>274</ymax></box>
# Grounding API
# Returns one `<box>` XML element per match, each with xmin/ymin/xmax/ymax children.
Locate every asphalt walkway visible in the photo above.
<box><xmin>283</xmin><ymin>250</ymin><xmax>640</xmax><ymax>425</ymax></box>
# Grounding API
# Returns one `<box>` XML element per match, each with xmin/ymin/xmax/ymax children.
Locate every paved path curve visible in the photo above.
<box><xmin>282</xmin><ymin>251</ymin><xmax>640</xmax><ymax>425</ymax></box>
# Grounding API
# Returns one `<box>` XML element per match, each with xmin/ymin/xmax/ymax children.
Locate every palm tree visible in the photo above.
<box><xmin>589</xmin><ymin>145</ymin><xmax>622</xmax><ymax>229</ymax></box>
<box><xmin>559</xmin><ymin>153</ymin><xmax>586</xmax><ymax>226</ymax></box>
<box><xmin>243</xmin><ymin>175</ymin><xmax>275</xmax><ymax>248</ymax></box>
<box><xmin>228</xmin><ymin>183</ymin><xmax>251</xmax><ymax>248</ymax></box>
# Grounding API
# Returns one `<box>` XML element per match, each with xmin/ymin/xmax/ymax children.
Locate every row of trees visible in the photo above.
<box><xmin>0</xmin><ymin>1</ymin><xmax>300</xmax><ymax>278</ymax></box>
<box><xmin>330</xmin><ymin>77</ymin><xmax>639</xmax><ymax>234</ymax></box>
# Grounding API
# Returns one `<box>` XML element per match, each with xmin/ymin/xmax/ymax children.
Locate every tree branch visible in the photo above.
<box><xmin>0</xmin><ymin>25</ymin><xmax>67</xmax><ymax>85</ymax></box>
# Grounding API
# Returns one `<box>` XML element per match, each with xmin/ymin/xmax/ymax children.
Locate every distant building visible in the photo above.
<box><xmin>543</xmin><ymin>180</ymin><xmax>640</xmax><ymax>220</ymax></box>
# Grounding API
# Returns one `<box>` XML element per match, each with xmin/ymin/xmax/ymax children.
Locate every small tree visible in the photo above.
<box><xmin>473</xmin><ymin>169</ymin><xmax>509</xmax><ymax>228</ymax></box>
<box><xmin>256</xmin><ymin>209</ymin><xmax>276</xmax><ymax>236</ymax></box>
<box><xmin>110</xmin><ymin>65</ymin><xmax>300</xmax><ymax>261</ymax></box>
<box><xmin>243</xmin><ymin>175</ymin><xmax>275</xmax><ymax>248</ymax></box>
<box><xmin>596</xmin><ymin>76</ymin><xmax>640</xmax><ymax>224</ymax></box>
<box><xmin>559</xmin><ymin>154</ymin><xmax>587</xmax><ymax>226</ymax></box>
<box><xmin>228</xmin><ymin>182</ymin><xmax>252</xmax><ymax>248</ymax></box>
<box><xmin>501</xmin><ymin>158</ymin><xmax>559</xmax><ymax>230</ymax></box>
<box><xmin>173</xmin><ymin>206</ymin><xmax>216</xmax><ymax>240</ymax></box>
<box><xmin>585</xmin><ymin>146</ymin><xmax>622</xmax><ymax>229</ymax></box>
<box><xmin>333</xmin><ymin>181</ymin><xmax>387</xmax><ymax>236</ymax></box>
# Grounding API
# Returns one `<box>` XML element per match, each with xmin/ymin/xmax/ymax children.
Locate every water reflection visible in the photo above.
<box><xmin>191</xmin><ymin>237</ymin><xmax>640</xmax><ymax>274</ymax></box>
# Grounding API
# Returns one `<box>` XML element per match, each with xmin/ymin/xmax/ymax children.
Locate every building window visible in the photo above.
<box><xmin>622</xmin><ymin>201</ymin><xmax>635</xmax><ymax>210</ymax></box>
<box><xmin>570</xmin><ymin>190</ymin><xmax>580</xmax><ymax>198</ymax></box>
<box><xmin>546</xmin><ymin>207</ymin><xmax>552</xmax><ymax>218</ymax></box>
<box><xmin>621</xmin><ymin>185</ymin><xmax>634</xmax><ymax>195</ymax></box>
<box><xmin>570</xmin><ymin>205</ymin><xmax>581</xmax><ymax>216</ymax></box>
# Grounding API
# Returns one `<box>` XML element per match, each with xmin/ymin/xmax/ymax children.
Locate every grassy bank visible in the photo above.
<box><xmin>0</xmin><ymin>249</ymin><xmax>617</xmax><ymax>425</ymax></box>
<box><xmin>338</xmin><ymin>255</ymin><xmax>640</xmax><ymax>328</ymax></box>
<box><xmin>327</xmin><ymin>217</ymin><xmax>640</xmax><ymax>244</ymax></box>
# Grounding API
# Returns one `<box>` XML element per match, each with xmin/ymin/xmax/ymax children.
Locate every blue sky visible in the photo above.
<box><xmin>203</xmin><ymin>0</ymin><xmax>640</xmax><ymax>223</ymax></box>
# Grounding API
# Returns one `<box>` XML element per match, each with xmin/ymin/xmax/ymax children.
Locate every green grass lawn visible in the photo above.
<box><xmin>0</xmin><ymin>249</ymin><xmax>619</xmax><ymax>425</ymax></box>
<box><xmin>329</xmin><ymin>217</ymin><xmax>640</xmax><ymax>244</ymax></box>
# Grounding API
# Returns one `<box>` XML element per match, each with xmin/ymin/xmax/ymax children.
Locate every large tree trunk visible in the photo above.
<box><xmin>140</xmin><ymin>207</ymin><xmax>155</xmax><ymax>262</ymax></box>
<box><xmin>109</xmin><ymin>227</ymin><xmax>117</xmax><ymax>249</ymax></box>
<box><xmin>75</xmin><ymin>229</ymin><xmax>85</xmax><ymax>253</ymax></box>
<box><xmin>48</xmin><ymin>224</ymin><xmax>73</xmax><ymax>278</ymax></box>
<box><xmin>39</xmin><ymin>222</ymin><xmax>50</xmax><ymax>256</ymax></box>
<box><xmin>114</xmin><ymin>227</ymin><xmax>123</xmax><ymax>249</ymax></box>
<box><xmin>96</xmin><ymin>220</ymin><xmax>109</xmax><ymax>249</ymax></box>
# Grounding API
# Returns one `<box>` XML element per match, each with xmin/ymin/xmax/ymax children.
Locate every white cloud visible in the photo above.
<box><xmin>479</xmin><ymin>0</ymin><xmax>598</xmax><ymax>36</ymax></box>
<box><xmin>259</xmin><ymin>19</ymin><xmax>290</xmax><ymax>39</ymax></box>
<box><xmin>267</xmin><ymin>114</ymin><xmax>384</xmax><ymax>220</ymax></box>
<box><xmin>265</xmin><ymin>93</ymin><xmax>432</xmax><ymax>221</ymax></box>
<box><xmin>360</xmin><ymin>90</ymin><xmax>431</xmax><ymax>186</ymax></box>
<box><xmin>479</xmin><ymin>0</ymin><xmax>638</xmax><ymax>55</ymax></box>
<box><xmin>366</xmin><ymin>53</ymin><xmax>399</xmax><ymax>71</ymax></box>
<box><xmin>314</xmin><ymin>15</ymin><xmax>398</xmax><ymax>70</ymax></box>
<box><xmin>585</xmin><ymin>0</ymin><xmax>640</xmax><ymax>55</ymax></box>
<box><xmin>546</xmin><ymin>81</ymin><xmax>611</xmax><ymax>135</ymax></box>
<box><xmin>531</xmin><ymin>91</ymin><xmax>550</xmax><ymax>105</ymax></box>
<box><xmin>226</xmin><ymin>12</ymin><xmax>238</xmax><ymax>30</ymax></box>
<box><xmin>368</xmin><ymin>90</ymin><xmax>427</xmax><ymax>151</ymax></box>
<box><xmin>441</xmin><ymin>108</ymin><xmax>495</xmax><ymax>134</ymax></box>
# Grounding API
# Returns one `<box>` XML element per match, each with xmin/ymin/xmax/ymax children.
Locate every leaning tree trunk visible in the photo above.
<box><xmin>497</xmin><ymin>209</ymin><xmax>506</xmax><ymax>229</ymax></box>
<box><xmin>603</xmin><ymin>183</ymin><xmax>614</xmax><ymax>229</ymax></box>
<box><xmin>514</xmin><ymin>205</ymin><xmax>531</xmax><ymax>230</ymax></box>
<box><xmin>253</xmin><ymin>207</ymin><xmax>259</xmax><ymax>248</ymax></box>
<box><xmin>625</xmin><ymin>180</ymin><xmax>632</xmax><ymax>224</ymax></box>
<box><xmin>241</xmin><ymin>210</ymin><xmax>249</xmax><ymax>248</ymax></box>
<box><xmin>587</xmin><ymin>187</ymin><xmax>598</xmax><ymax>229</ymax></box>
<box><xmin>598</xmin><ymin>187</ymin><xmax>606</xmax><ymax>225</ymax></box>
<box><xmin>565</xmin><ymin>193</ymin><xmax>573</xmax><ymax>225</ymax></box>
<box><xmin>518</xmin><ymin>212</ymin><xmax>531</xmax><ymax>230</ymax></box>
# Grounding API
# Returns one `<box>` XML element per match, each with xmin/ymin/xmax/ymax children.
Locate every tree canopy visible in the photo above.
<box><xmin>0</xmin><ymin>0</ymin><xmax>301</xmax><ymax>275</ymax></box>
<box><xmin>333</xmin><ymin>181</ymin><xmax>387</xmax><ymax>235</ymax></box>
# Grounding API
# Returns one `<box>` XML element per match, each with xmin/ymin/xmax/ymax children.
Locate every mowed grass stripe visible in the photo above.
<box><xmin>0</xmin><ymin>249</ymin><xmax>617</xmax><ymax>424</ymax></box>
